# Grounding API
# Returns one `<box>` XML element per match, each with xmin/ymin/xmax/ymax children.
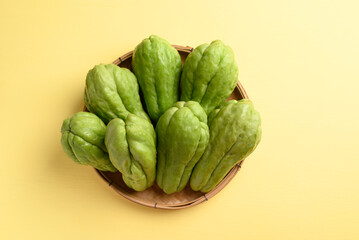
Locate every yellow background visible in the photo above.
<box><xmin>1</xmin><ymin>0</ymin><xmax>358</xmax><ymax>239</ymax></box>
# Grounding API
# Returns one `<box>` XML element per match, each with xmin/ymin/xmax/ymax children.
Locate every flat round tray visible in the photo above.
<box><xmin>95</xmin><ymin>45</ymin><xmax>248</xmax><ymax>209</ymax></box>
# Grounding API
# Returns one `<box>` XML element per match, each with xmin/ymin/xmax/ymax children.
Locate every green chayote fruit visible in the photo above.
<box><xmin>190</xmin><ymin>99</ymin><xmax>261</xmax><ymax>193</ymax></box>
<box><xmin>132</xmin><ymin>35</ymin><xmax>182</xmax><ymax>122</ymax></box>
<box><xmin>61</xmin><ymin>112</ymin><xmax>117</xmax><ymax>172</ymax></box>
<box><xmin>84</xmin><ymin>64</ymin><xmax>150</xmax><ymax>124</ymax></box>
<box><xmin>180</xmin><ymin>40</ymin><xmax>239</xmax><ymax>115</ymax></box>
<box><xmin>156</xmin><ymin>101</ymin><xmax>209</xmax><ymax>194</ymax></box>
<box><xmin>105</xmin><ymin>114</ymin><xmax>157</xmax><ymax>191</ymax></box>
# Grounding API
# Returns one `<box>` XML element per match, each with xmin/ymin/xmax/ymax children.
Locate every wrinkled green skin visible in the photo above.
<box><xmin>180</xmin><ymin>40</ymin><xmax>239</xmax><ymax>115</ymax></box>
<box><xmin>84</xmin><ymin>64</ymin><xmax>150</xmax><ymax>124</ymax></box>
<box><xmin>105</xmin><ymin>114</ymin><xmax>157</xmax><ymax>191</ymax></box>
<box><xmin>156</xmin><ymin>101</ymin><xmax>209</xmax><ymax>194</ymax></box>
<box><xmin>132</xmin><ymin>35</ymin><xmax>182</xmax><ymax>122</ymax></box>
<box><xmin>61</xmin><ymin>112</ymin><xmax>117</xmax><ymax>172</ymax></box>
<box><xmin>190</xmin><ymin>99</ymin><xmax>262</xmax><ymax>193</ymax></box>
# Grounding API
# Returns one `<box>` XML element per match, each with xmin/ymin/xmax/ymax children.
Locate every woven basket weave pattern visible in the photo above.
<box><xmin>93</xmin><ymin>45</ymin><xmax>248</xmax><ymax>209</ymax></box>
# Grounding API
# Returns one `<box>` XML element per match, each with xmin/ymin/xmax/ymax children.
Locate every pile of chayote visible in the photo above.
<box><xmin>61</xmin><ymin>35</ymin><xmax>262</xmax><ymax>194</ymax></box>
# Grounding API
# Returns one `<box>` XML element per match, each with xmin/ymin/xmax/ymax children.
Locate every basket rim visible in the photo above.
<box><xmin>94</xmin><ymin>45</ymin><xmax>248</xmax><ymax>210</ymax></box>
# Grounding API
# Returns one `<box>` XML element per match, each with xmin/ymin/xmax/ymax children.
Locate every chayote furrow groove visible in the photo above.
<box><xmin>132</xmin><ymin>35</ymin><xmax>182</xmax><ymax>122</ymax></box>
<box><xmin>180</xmin><ymin>40</ymin><xmax>239</xmax><ymax>115</ymax></box>
<box><xmin>60</xmin><ymin>112</ymin><xmax>117</xmax><ymax>172</ymax></box>
<box><xmin>84</xmin><ymin>64</ymin><xmax>150</xmax><ymax>124</ymax></box>
<box><xmin>156</xmin><ymin>101</ymin><xmax>209</xmax><ymax>194</ymax></box>
<box><xmin>105</xmin><ymin>114</ymin><xmax>157</xmax><ymax>191</ymax></box>
<box><xmin>190</xmin><ymin>99</ymin><xmax>262</xmax><ymax>193</ymax></box>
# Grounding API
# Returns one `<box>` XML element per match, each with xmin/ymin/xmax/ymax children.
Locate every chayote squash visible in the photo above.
<box><xmin>180</xmin><ymin>40</ymin><xmax>239</xmax><ymax>115</ymax></box>
<box><xmin>61</xmin><ymin>112</ymin><xmax>117</xmax><ymax>172</ymax></box>
<box><xmin>190</xmin><ymin>99</ymin><xmax>261</xmax><ymax>192</ymax></box>
<box><xmin>156</xmin><ymin>101</ymin><xmax>209</xmax><ymax>194</ymax></box>
<box><xmin>105</xmin><ymin>114</ymin><xmax>157</xmax><ymax>191</ymax></box>
<box><xmin>132</xmin><ymin>35</ymin><xmax>182</xmax><ymax>122</ymax></box>
<box><xmin>84</xmin><ymin>64</ymin><xmax>150</xmax><ymax>124</ymax></box>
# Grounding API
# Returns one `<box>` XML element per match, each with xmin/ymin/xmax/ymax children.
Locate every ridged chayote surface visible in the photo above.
<box><xmin>156</xmin><ymin>101</ymin><xmax>209</xmax><ymax>194</ymax></box>
<box><xmin>105</xmin><ymin>114</ymin><xmax>157</xmax><ymax>191</ymax></box>
<box><xmin>132</xmin><ymin>35</ymin><xmax>182</xmax><ymax>122</ymax></box>
<box><xmin>190</xmin><ymin>99</ymin><xmax>261</xmax><ymax>192</ymax></box>
<box><xmin>84</xmin><ymin>64</ymin><xmax>150</xmax><ymax>124</ymax></box>
<box><xmin>180</xmin><ymin>40</ymin><xmax>239</xmax><ymax>115</ymax></box>
<box><xmin>61</xmin><ymin>112</ymin><xmax>117</xmax><ymax>172</ymax></box>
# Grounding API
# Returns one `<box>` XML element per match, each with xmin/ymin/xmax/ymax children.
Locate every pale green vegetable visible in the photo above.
<box><xmin>105</xmin><ymin>114</ymin><xmax>157</xmax><ymax>191</ymax></box>
<box><xmin>156</xmin><ymin>101</ymin><xmax>209</xmax><ymax>194</ymax></box>
<box><xmin>61</xmin><ymin>112</ymin><xmax>117</xmax><ymax>172</ymax></box>
<box><xmin>181</xmin><ymin>40</ymin><xmax>239</xmax><ymax>115</ymax></box>
<box><xmin>84</xmin><ymin>64</ymin><xmax>150</xmax><ymax>124</ymax></box>
<box><xmin>132</xmin><ymin>35</ymin><xmax>181</xmax><ymax>122</ymax></box>
<box><xmin>190</xmin><ymin>99</ymin><xmax>261</xmax><ymax>192</ymax></box>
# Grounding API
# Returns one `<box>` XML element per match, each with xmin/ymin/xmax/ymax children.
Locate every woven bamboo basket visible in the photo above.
<box><xmin>91</xmin><ymin>45</ymin><xmax>248</xmax><ymax>210</ymax></box>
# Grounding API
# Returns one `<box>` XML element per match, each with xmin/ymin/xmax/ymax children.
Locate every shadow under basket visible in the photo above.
<box><xmin>91</xmin><ymin>45</ymin><xmax>249</xmax><ymax>210</ymax></box>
